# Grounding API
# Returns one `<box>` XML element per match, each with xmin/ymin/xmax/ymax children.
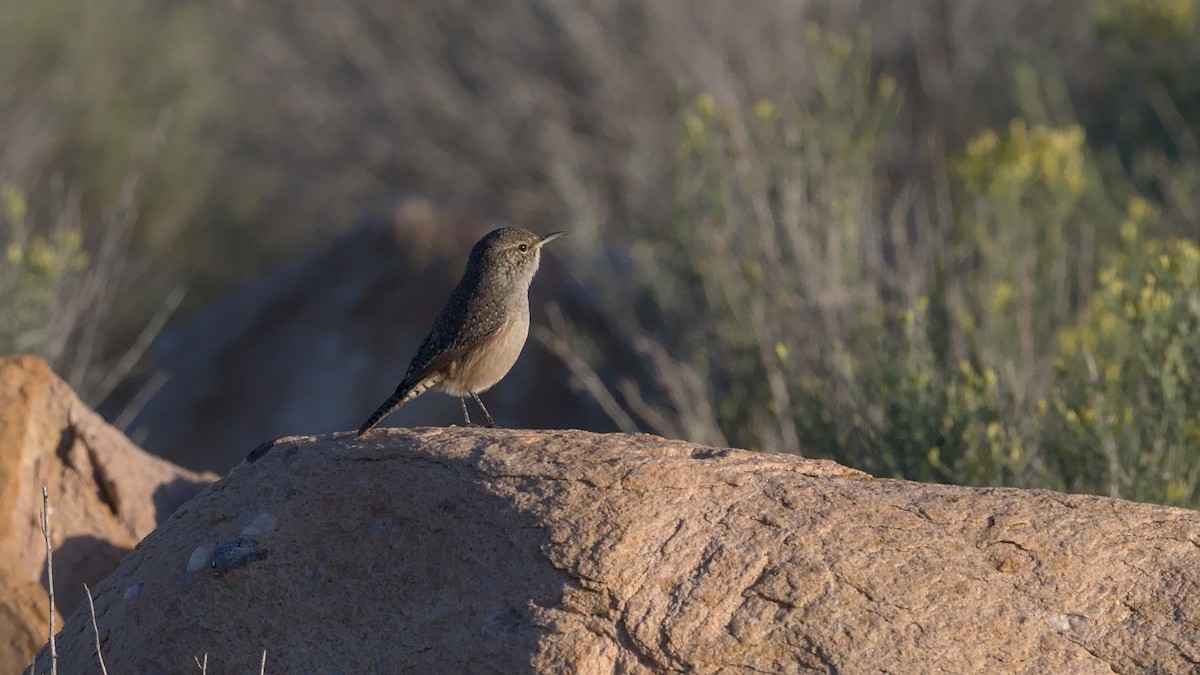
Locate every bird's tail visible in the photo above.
<box><xmin>356</xmin><ymin>376</ymin><xmax>438</xmax><ymax>436</ymax></box>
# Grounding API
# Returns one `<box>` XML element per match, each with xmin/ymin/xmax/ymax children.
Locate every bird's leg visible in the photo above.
<box><xmin>471</xmin><ymin>393</ymin><xmax>496</xmax><ymax>428</ymax></box>
<box><xmin>459</xmin><ymin>397</ymin><xmax>473</xmax><ymax>426</ymax></box>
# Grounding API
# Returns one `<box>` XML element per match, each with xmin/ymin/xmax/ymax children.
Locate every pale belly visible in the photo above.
<box><xmin>439</xmin><ymin>314</ymin><xmax>529</xmax><ymax>396</ymax></box>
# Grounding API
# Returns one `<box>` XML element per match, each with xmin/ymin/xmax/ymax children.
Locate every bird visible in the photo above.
<box><xmin>356</xmin><ymin>226</ymin><xmax>566</xmax><ymax>435</ymax></box>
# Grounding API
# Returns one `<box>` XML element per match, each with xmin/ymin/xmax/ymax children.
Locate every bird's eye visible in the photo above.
<box><xmin>518</xmin><ymin>244</ymin><xmax>528</xmax><ymax>252</ymax></box>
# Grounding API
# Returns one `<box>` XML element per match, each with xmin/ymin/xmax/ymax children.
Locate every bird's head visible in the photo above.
<box><xmin>469</xmin><ymin>226</ymin><xmax>566</xmax><ymax>286</ymax></box>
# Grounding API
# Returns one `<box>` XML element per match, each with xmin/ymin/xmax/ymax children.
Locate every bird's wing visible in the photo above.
<box><xmin>399</xmin><ymin>285</ymin><xmax>506</xmax><ymax>389</ymax></box>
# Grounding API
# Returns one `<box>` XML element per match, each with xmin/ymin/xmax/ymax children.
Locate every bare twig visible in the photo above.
<box><xmin>741</xmin><ymin>298</ymin><xmax>799</xmax><ymax>454</ymax></box>
<box><xmin>41</xmin><ymin>486</ymin><xmax>57</xmax><ymax>675</ymax></box>
<box><xmin>96</xmin><ymin>284</ymin><xmax>186</xmax><ymax>402</ymax></box>
<box><xmin>630</xmin><ymin>336</ymin><xmax>728</xmax><ymax>447</ymax></box>
<box><xmin>534</xmin><ymin>303</ymin><xmax>640</xmax><ymax>433</ymax></box>
<box><xmin>84</xmin><ymin>583</ymin><xmax>108</xmax><ymax>674</ymax></box>
<box><xmin>616</xmin><ymin>377</ymin><xmax>682</xmax><ymax>439</ymax></box>
<box><xmin>1083</xmin><ymin>348</ymin><xmax>1122</xmax><ymax>499</ymax></box>
<box><xmin>113</xmin><ymin>370</ymin><xmax>169</xmax><ymax>432</ymax></box>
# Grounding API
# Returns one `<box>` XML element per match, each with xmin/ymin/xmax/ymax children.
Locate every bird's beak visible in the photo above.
<box><xmin>538</xmin><ymin>231</ymin><xmax>568</xmax><ymax>248</ymax></box>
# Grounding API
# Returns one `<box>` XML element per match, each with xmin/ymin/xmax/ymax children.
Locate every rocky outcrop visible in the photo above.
<box><xmin>119</xmin><ymin>197</ymin><xmax>613</xmax><ymax>473</ymax></box>
<box><xmin>0</xmin><ymin>356</ymin><xmax>215</xmax><ymax>672</ymax></box>
<box><xmin>37</xmin><ymin>428</ymin><xmax>1200</xmax><ymax>673</ymax></box>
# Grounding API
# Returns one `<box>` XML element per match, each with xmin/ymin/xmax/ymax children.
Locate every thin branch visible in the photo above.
<box><xmin>1082</xmin><ymin>348</ymin><xmax>1122</xmax><ymax>499</ymax></box>
<box><xmin>616</xmin><ymin>377</ymin><xmax>682</xmax><ymax>439</ymax></box>
<box><xmin>95</xmin><ymin>285</ymin><xmax>186</xmax><ymax>401</ymax></box>
<box><xmin>631</xmin><ymin>336</ymin><xmax>728</xmax><ymax>447</ymax></box>
<box><xmin>41</xmin><ymin>486</ymin><xmax>57</xmax><ymax>675</ymax></box>
<box><xmin>113</xmin><ymin>370</ymin><xmax>169</xmax><ymax>432</ymax></box>
<box><xmin>534</xmin><ymin>303</ymin><xmax>640</xmax><ymax>433</ymax></box>
<box><xmin>84</xmin><ymin>583</ymin><xmax>108</xmax><ymax>674</ymax></box>
<box><xmin>747</xmin><ymin>298</ymin><xmax>801</xmax><ymax>455</ymax></box>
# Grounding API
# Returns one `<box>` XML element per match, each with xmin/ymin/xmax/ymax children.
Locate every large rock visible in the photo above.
<box><xmin>36</xmin><ymin>428</ymin><xmax>1200</xmax><ymax>673</ymax></box>
<box><xmin>0</xmin><ymin>356</ymin><xmax>215</xmax><ymax>672</ymax></box>
<box><xmin>119</xmin><ymin>197</ymin><xmax>613</xmax><ymax>473</ymax></box>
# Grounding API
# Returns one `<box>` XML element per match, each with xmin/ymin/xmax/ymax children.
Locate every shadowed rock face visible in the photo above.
<box><xmin>0</xmin><ymin>356</ymin><xmax>215</xmax><ymax>672</ymax></box>
<box><xmin>37</xmin><ymin>428</ymin><xmax>1200</xmax><ymax>673</ymax></box>
<box><xmin>118</xmin><ymin>198</ymin><xmax>613</xmax><ymax>473</ymax></box>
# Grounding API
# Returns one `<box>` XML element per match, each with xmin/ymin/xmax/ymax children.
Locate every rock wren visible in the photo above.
<box><xmin>356</xmin><ymin>226</ymin><xmax>566</xmax><ymax>435</ymax></box>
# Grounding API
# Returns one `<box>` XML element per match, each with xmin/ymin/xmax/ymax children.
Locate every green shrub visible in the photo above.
<box><xmin>1097</xmin><ymin>0</ymin><xmax>1198</xmax><ymax>40</ymax></box>
<box><xmin>619</xmin><ymin>24</ymin><xmax>900</xmax><ymax>455</ymax></box>
<box><xmin>815</xmin><ymin>297</ymin><xmax>1034</xmax><ymax>487</ymax></box>
<box><xmin>1090</xmin><ymin>0</ymin><xmax>1200</xmax><ymax>209</ymax></box>
<box><xmin>643</xmin><ymin>59</ymin><xmax>1102</xmax><ymax>485</ymax></box>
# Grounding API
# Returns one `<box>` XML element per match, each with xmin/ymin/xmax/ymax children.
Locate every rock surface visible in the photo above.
<box><xmin>0</xmin><ymin>356</ymin><xmax>215</xmax><ymax>672</ymax></box>
<box><xmin>118</xmin><ymin>197</ymin><xmax>613</xmax><ymax>473</ymax></box>
<box><xmin>37</xmin><ymin>427</ymin><xmax>1200</xmax><ymax>673</ymax></box>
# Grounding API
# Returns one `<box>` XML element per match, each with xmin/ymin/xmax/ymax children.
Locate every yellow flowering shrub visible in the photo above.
<box><xmin>1050</xmin><ymin>215</ymin><xmax>1200</xmax><ymax>506</ymax></box>
<box><xmin>0</xmin><ymin>185</ymin><xmax>90</xmax><ymax>354</ymax></box>
<box><xmin>636</xmin><ymin>17</ymin><xmax>1200</xmax><ymax>510</ymax></box>
<box><xmin>955</xmin><ymin>121</ymin><xmax>1086</xmax><ymax>199</ymax></box>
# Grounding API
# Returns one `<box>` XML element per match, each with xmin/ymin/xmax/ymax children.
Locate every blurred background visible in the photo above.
<box><xmin>3</xmin><ymin>0</ymin><xmax>1200</xmax><ymax>506</ymax></box>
